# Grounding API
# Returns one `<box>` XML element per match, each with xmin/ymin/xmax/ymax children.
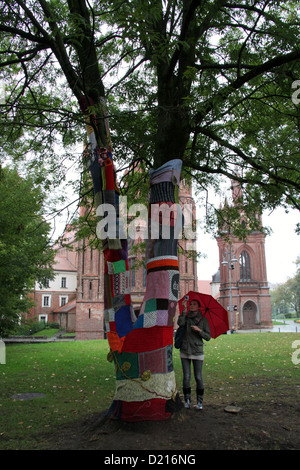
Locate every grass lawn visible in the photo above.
<box><xmin>0</xmin><ymin>333</ymin><xmax>299</xmax><ymax>450</ymax></box>
<box><xmin>32</xmin><ymin>329</ymin><xmax>60</xmax><ymax>338</ymax></box>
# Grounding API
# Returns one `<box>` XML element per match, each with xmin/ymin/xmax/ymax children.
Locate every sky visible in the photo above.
<box><xmin>196</xmin><ymin>205</ymin><xmax>299</xmax><ymax>285</ymax></box>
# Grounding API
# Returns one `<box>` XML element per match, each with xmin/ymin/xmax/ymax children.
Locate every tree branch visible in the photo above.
<box><xmin>0</xmin><ymin>24</ymin><xmax>48</xmax><ymax>45</ymax></box>
<box><xmin>37</xmin><ymin>0</ymin><xmax>84</xmax><ymax>101</ymax></box>
<box><xmin>167</xmin><ymin>0</ymin><xmax>201</xmax><ymax>79</ymax></box>
<box><xmin>195</xmin><ymin>49</ymin><xmax>300</xmax><ymax>123</ymax></box>
<box><xmin>193</xmin><ymin>125</ymin><xmax>300</xmax><ymax>191</ymax></box>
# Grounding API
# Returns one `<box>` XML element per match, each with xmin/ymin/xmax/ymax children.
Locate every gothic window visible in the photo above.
<box><xmin>239</xmin><ymin>251</ymin><xmax>251</xmax><ymax>281</ymax></box>
<box><xmin>243</xmin><ymin>301</ymin><xmax>254</xmax><ymax>312</ymax></box>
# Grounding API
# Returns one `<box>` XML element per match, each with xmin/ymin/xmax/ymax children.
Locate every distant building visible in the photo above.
<box><xmin>210</xmin><ymin>268</ymin><xmax>220</xmax><ymax>299</ymax></box>
<box><xmin>75</xmin><ymin>233</ymin><xmax>105</xmax><ymax>340</ymax></box>
<box><xmin>30</xmin><ymin>230</ymin><xmax>78</xmax><ymax>331</ymax></box>
<box><xmin>216</xmin><ymin>180</ymin><xmax>272</xmax><ymax>330</ymax></box>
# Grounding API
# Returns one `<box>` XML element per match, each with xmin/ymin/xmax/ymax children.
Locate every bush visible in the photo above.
<box><xmin>46</xmin><ymin>322</ymin><xmax>60</xmax><ymax>329</ymax></box>
<box><xmin>11</xmin><ymin>320</ymin><xmax>46</xmax><ymax>336</ymax></box>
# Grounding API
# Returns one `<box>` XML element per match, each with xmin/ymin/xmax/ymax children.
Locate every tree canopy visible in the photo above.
<box><xmin>0</xmin><ymin>0</ymin><xmax>299</xmax><ymax>236</ymax></box>
<box><xmin>271</xmin><ymin>255</ymin><xmax>300</xmax><ymax>315</ymax></box>
<box><xmin>0</xmin><ymin>166</ymin><xmax>55</xmax><ymax>336</ymax></box>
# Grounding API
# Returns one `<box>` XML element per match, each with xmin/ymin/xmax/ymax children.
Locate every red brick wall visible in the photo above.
<box><xmin>217</xmin><ymin>232</ymin><xmax>272</xmax><ymax>330</ymax></box>
<box><xmin>32</xmin><ymin>291</ymin><xmax>76</xmax><ymax>324</ymax></box>
<box><xmin>75</xmin><ymin>300</ymin><xmax>105</xmax><ymax>340</ymax></box>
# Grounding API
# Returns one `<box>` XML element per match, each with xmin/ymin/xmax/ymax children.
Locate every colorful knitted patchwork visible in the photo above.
<box><xmin>114</xmin><ymin>370</ymin><xmax>176</xmax><ymax>402</ymax></box>
<box><xmin>122</xmin><ymin>325</ymin><xmax>174</xmax><ymax>353</ymax></box>
<box><xmin>110</xmin><ymin>398</ymin><xmax>172</xmax><ymax>422</ymax></box>
<box><xmin>81</xmin><ymin>96</ymin><xmax>183</xmax><ymax>421</ymax></box>
<box><xmin>149</xmin><ymin>181</ymin><xmax>175</xmax><ymax>203</ymax></box>
<box><xmin>138</xmin><ymin>345</ymin><xmax>173</xmax><ymax>375</ymax></box>
<box><xmin>113</xmin><ymin>344</ymin><xmax>173</xmax><ymax>381</ymax></box>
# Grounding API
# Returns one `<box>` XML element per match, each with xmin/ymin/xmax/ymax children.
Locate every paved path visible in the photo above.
<box><xmin>2</xmin><ymin>321</ymin><xmax>299</xmax><ymax>344</ymax></box>
<box><xmin>2</xmin><ymin>331</ymin><xmax>76</xmax><ymax>343</ymax></box>
<box><xmin>236</xmin><ymin>320</ymin><xmax>299</xmax><ymax>334</ymax></box>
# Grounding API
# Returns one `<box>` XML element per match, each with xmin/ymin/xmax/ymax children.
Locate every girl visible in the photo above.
<box><xmin>178</xmin><ymin>299</ymin><xmax>211</xmax><ymax>409</ymax></box>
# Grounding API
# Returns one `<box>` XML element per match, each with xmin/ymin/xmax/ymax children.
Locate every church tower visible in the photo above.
<box><xmin>75</xmin><ymin>205</ymin><xmax>105</xmax><ymax>340</ymax></box>
<box><xmin>177</xmin><ymin>178</ymin><xmax>198</xmax><ymax>298</ymax></box>
<box><xmin>216</xmin><ymin>181</ymin><xmax>273</xmax><ymax>331</ymax></box>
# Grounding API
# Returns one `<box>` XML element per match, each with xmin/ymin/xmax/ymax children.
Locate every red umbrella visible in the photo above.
<box><xmin>178</xmin><ymin>291</ymin><xmax>229</xmax><ymax>338</ymax></box>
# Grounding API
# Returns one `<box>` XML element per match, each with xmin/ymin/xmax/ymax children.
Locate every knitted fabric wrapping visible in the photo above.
<box><xmin>82</xmin><ymin>98</ymin><xmax>182</xmax><ymax>420</ymax></box>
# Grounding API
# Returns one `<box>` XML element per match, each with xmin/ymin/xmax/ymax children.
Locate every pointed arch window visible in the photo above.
<box><xmin>239</xmin><ymin>251</ymin><xmax>251</xmax><ymax>281</ymax></box>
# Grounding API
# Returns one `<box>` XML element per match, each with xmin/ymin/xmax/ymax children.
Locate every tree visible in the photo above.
<box><xmin>0</xmin><ymin>0</ymin><xmax>299</xmax><ymax>421</ymax></box>
<box><xmin>0</xmin><ymin>166</ymin><xmax>55</xmax><ymax>337</ymax></box>
<box><xmin>289</xmin><ymin>256</ymin><xmax>300</xmax><ymax>314</ymax></box>
<box><xmin>286</xmin><ymin>276</ymin><xmax>300</xmax><ymax>314</ymax></box>
<box><xmin>1</xmin><ymin>1</ymin><xmax>300</xmax><ymax>217</ymax></box>
<box><xmin>271</xmin><ymin>282</ymin><xmax>293</xmax><ymax>315</ymax></box>
<box><xmin>271</xmin><ymin>256</ymin><xmax>300</xmax><ymax>316</ymax></box>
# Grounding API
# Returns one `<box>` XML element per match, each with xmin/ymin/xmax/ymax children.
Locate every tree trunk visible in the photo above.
<box><xmin>74</xmin><ymin>0</ymin><xmax>190</xmax><ymax>422</ymax></box>
<box><xmin>81</xmin><ymin>95</ymin><xmax>183</xmax><ymax>420</ymax></box>
<box><xmin>155</xmin><ymin>72</ymin><xmax>191</xmax><ymax>167</ymax></box>
<box><xmin>77</xmin><ymin>37</ymin><xmax>193</xmax><ymax>420</ymax></box>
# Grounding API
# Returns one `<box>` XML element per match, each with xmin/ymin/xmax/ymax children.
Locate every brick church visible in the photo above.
<box><xmin>32</xmin><ymin>179</ymin><xmax>198</xmax><ymax>339</ymax></box>
<box><xmin>216</xmin><ymin>180</ymin><xmax>273</xmax><ymax>330</ymax></box>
